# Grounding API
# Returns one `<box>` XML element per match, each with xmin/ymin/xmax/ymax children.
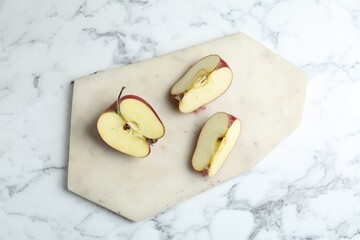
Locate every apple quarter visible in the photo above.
<box><xmin>68</xmin><ymin>33</ymin><xmax>308</xmax><ymax>221</ymax></box>
<box><xmin>192</xmin><ymin>112</ymin><xmax>241</xmax><ymax>177</ymax></box>
<box><xmin>171</xmin><ymin>54</ymin><xmax>233</xmax><ymax>113</ymax></box>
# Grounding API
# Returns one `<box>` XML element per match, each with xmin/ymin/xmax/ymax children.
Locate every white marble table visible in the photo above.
<box><xmin>1</xmin><ymin>0</ymin><xmax>360</xmax><ymax>239</ymax></box>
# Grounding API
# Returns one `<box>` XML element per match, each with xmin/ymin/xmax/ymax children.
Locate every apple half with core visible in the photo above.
<box><xmin>171</xmin><ymin>55</ymin><xmax>233</xmax><ymax>113</ymax></box>
<box><xmin>97</xmin><ymin>88</ymin><xmax>165</xmax><ymax>158</ymax></box>
<box><xmin>192</xmin><ymin>112</ymin><xmax>241</xmax><ymax>177</ymax></box>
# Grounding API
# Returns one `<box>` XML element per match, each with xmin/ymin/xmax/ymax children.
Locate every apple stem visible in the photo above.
<box><xmin>118</xmin><ymin>87</ymin><xmax>126</xmax><ymax>100</ymax></box>
<box><xmin>117</xmin><ymin>87</ymin><xmax>126</xmax><ymax>114</ymax></box>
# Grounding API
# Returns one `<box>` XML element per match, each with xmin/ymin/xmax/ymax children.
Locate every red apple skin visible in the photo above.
<box><xmin>171</xmin><ymin>95</ymin><xmax>180</xmax><ymax>104</ymax></box>
<box><xmin>102</xmin><ymin>101</ymin><xmax>117</xmax><ymax>113</ymax></box>
<box><xmin>195</xmin><ymin>112</ymin><xmax>239</xmax><ymax>176</ymax></box>
<box><xmin>171</xmin><ymin>55</ymin><xmax>233</xmax><ymax>113</ymax></box>
<box><xmin>199</xmin><ymin>169</ymin><xmax>209</xmax><ymax>176</ymax></box>
<box><xmin>217</xmin><ymin>57</ymin><xmax>230</xmax><ymax>69</ymax></box>
<box><xmin>227</xmin><ymin>113</ymin><xmax>238</xmax><ymax>125</ymax></box>
<box><xmin>192</xmin><ymin>54</ymin><xmax>230</xmax><ymax>70</ymax></box>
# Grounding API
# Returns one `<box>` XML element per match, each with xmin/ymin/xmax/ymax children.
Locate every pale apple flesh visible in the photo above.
<box><xmin>119</xmin><ymin>96</ymin><xmax>165</xmax><ymax>140</ymax></box>
<box><xmin>97</xmin><ymin>111</ymin><xmax>150</xmax><ymax>157</ymax></box>
<box><xmin>192</xmin><ymin>112</ymin><xmax>241</xmax><ymax>177</ymax></box>
<box><xmin>171</xmin><ymin>55</ymin><xmax>233</xmax><ymax>113</ymax></box>
<box><xmin>97</xmin><ymin>95</ymin><xmax>165</xmax><ymax>158</ymax></box>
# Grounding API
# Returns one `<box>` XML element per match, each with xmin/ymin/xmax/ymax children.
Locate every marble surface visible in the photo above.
<box><xmin>0</xmin><ymin>0</ymin><xmax>360</xmax><ymax>239</ymax></box>
<box><xmin>68</xmin><ymin>33</ymin><xmax>307</xmax><ymax>222</ymax></box>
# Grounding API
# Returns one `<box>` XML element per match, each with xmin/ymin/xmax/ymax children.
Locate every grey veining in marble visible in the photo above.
<box><xmin>1</xmin><ymin>0</ymin><xmax>360</xmax><ymax>239</ymax></box>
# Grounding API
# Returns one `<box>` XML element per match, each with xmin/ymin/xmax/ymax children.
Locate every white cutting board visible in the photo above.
<box><xmin>68</xmin><ymin>33</ymin><xmax>308</xmax><ymax>221</ymax></box>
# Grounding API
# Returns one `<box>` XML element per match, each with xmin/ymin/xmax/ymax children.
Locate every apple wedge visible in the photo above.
<box><xmin>97</xmin><ymin>89</ymin><xmax>165</xmax><ymax>158</ymax></box>
<box><xmin>192</xmin><ymin>112</ymin><xmax>241</xmax><ymax>177</ymax></box>
<box><xmin>171</xmin><ymin>55</ymin><xmax>232</xmax><ymax>113</ymax></box>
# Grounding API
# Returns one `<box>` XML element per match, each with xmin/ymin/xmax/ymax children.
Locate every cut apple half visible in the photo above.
<box><xmin>171</xmin><ymin>55</ymin><xmax>233</xmax><ymax>113</ymax></box>
<box><xmin>97</xmin><ymin>89</ymin><xmax>165</xmax><ymax>158</ymax></box>
<box><xmin>192</xmin><ymin>112</ymin><xmax>241</xmax><ymax>177</ymax></box>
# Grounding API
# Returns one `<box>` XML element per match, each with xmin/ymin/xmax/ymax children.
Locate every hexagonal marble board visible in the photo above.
<box><xmin>68</xmin><ymin>33</ymin><xmax>308</xmax><ymax>222</ymax></box>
